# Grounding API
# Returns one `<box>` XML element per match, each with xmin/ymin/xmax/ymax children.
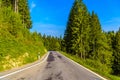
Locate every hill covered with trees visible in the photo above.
<box><xmin>0</xmin><ymin>0</ymin><xmax>46</xmax><ymax>71</ymax></box>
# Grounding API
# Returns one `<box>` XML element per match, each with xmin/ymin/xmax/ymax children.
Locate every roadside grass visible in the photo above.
<box><xmin>60</xmin><ymin>51</ymin><xmax>120</xmax><ymax>80</ymax></box>
<box><xmin>0</xmin><ymin>37</ymin><xmax>47</xmax><ymax>72</ymax></box>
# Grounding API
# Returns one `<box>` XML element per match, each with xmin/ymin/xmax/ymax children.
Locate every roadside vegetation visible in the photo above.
<box><xmin>61</xmin><ymin>52</ymin><xmax>120</xmax><ymax>80</ymax></box>
<box><xmin>60</xmin><ymin>0</ymin><xmax>120</xmax><ymax>80</ymax></box>
<box><xmin>0</xmin><ymin>0</ymin><xmax>46</xmax><ymax>71</ymax></box>
<box><xmin>0</xmin><ymin>0</ymin><xmax>120</xmax><ymax>80</ymax></box>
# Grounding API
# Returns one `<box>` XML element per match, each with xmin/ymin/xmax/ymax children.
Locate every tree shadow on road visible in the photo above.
<box><xmin>47</xmin><ymin>52</ymin><xmax>55</xmax><ymax>62</ymax></box>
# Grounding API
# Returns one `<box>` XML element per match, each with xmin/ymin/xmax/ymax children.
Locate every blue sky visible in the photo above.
<box><xmin>28</xmin><ymin>0</ymin><xmax>120</xmax><ymax>37</ymax></box>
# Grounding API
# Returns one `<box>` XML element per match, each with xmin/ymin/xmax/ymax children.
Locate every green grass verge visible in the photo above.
<box><xmin>0</xmin><ymin>37</ymin><xmax>47</xmax><ymax>72</ymax></box>
<box><xmin>60</xmin><ymin>51</ymin><xmax>120</xmax><ymax>80</ymax></box>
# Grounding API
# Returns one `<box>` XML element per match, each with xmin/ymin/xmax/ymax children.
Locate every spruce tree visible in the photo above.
<box><xmin>79</xmin><ymin>4</ymin><xmax>90</xmax><ymax>59</ymax></box>
<box><xmin>112</xmin><ymin>29</ymin><xmax>120</xmax><ymax>75</ymax></box>
<box><xmin>89</xmin><ymin>12</ymin><xmax>112</xmax><ymax>73</ymax></box>
<box><xmin>64</xmin><ymin>0</ymin><xmax>83</xmax><ymax>55</ymax></box>
<box><xmin>18</xmin><ymin>0</ymin><xmax>32</xmax><ymax>29</ymax></box>
<box><xmin>89</xmin><ymin>11</ymin><xmax>102</xmax><ymax>59</ymax></box>
<box><xmin>64</xmin><ymin>0</ymin><xmax>80</xmax><ymax>54</ymax></box>
<box><xmin>64</xmin><ymin>0</ymin><xmax>90</xmax><ymax>59</ymax></box>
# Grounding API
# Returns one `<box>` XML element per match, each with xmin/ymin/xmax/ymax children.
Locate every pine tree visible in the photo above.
<box><xmin>64</xmin><ymin>0</ymin><xmax>90</xmax><ymax>59</ymax></box>
<box><xmin>18</xmin><ymin>0</ymin><xmax>32</xmax><ymax>29</ymax></box>
<box><xmin>105</xmin><ymin>31</ymin><xmax>115</xmax><ymax>57</ymax></box>
<box><xmin>79</xmin><ymin>4</ymin><xmax>90</xmax><ymax>59</ymax></box>
<box><xmin>64</xmin><ymin>0</ymin><xmax>83</xmax><ymax>55</ymax></box>
<box><xmin>64</xmin><ymin>0</ymin><xmax>79</xmax><ymax>54</ymax></box>
<box><xmin>89</xmin><ymin>11</ymin><xmax>102</xmax><ymax>59</ymax></box>
<box><xmin>112</xmin><ymin>28</ymin><xmax>120</xmax><ymax>75</ymax></box>
<box><xmin>89</xmin><ymin>12</ymin><xmax>112</xmax><ymax>73</ymax></box>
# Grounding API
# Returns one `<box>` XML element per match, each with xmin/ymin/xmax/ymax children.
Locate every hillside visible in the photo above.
<box><xmin>0</xmin><ymin>0</ymin><xmax>46</xmax><ymax>71</ymax></box>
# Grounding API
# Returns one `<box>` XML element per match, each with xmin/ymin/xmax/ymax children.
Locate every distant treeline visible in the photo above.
<box><xmin>42</xmin><ymin>34</ymin><xmax>62</xmax><ymax>51</ymax></box>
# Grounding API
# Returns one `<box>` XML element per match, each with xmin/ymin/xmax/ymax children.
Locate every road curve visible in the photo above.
<box><xmin>0</xmin><ymin>51</ymin><xmax>105</xmax><ymax>80</ymax></box>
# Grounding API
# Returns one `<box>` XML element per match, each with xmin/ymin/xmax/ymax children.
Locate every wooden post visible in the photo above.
<box><xmin>38</xmin><ymin>52</ymin><xmax>40</xmax><ymax>59</ymax></box>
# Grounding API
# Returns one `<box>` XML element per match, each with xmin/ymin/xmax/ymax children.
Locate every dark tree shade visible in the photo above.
<box><xmin>112</xmin><ymin>29</ymin><xmax>120</xmax><ymax>75</ymax></box>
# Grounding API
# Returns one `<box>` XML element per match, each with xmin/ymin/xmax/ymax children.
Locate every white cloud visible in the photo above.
<box><xmin>30</xmin><ymin>1</ymin><xmax>36</xmax><ymax>12</ymax></box>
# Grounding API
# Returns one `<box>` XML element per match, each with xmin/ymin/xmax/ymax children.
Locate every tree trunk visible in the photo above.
<box><xmin>14</xmin><ymin>0</ymin><xmax>18</xmax><ymax>13</ymax></box>
<box><xmin>16</xmin><ymin>0</ymin><xmax>18</xmax><ymax>13</ymax></box>
<box><xmin>81</xmin><ymin>52</ymin><xmax>82</xmax><ymax>59</ymax></box>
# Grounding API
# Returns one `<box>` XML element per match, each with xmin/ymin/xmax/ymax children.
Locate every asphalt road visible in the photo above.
<box><xmin>0</xmin><ymin>51</ymin><xmax>105</xmax><ymax>80</ymax></box>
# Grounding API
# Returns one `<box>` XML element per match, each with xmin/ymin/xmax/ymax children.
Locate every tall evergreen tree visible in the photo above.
<box><xmin>18</xmin><ymin>0</ymin><xmax>32</xmax><ymax>29</ymax></box>
<box><xmin>112</xmin><ymin>29</ymin><xmax>120</xmax><ymax>75</ymax></box>
<box><xmin>64</xmin><ymin>0</ymin><xmax>112</xmax><ymax>73</ymax></box>
<box><xmin>106</xmin><ymin>31</ymin><xmax>115</xmax><ymax>49</ymax></box>
<box><xmin>64</xmin><ymin>0</ymin><xmax>90</xmax><ymax>59</ymax></box>
<box><xmin>89</xmin><ymin>11</ymin><xmax>102</xmax><ymax>59</ymax></box>
<box><xmin>64</xmin><ymin>0</ymin><xmax>80</xmax><ymax>54</ymax></box>
<box><xmin>89</xmin><ymin>12</ymin><xmax>112</xmax><ymax>73</ymax></box>
<box><xmin>79</xmin><ymin>4</ymin><xmax>90</xmax><ymax>59</ymax></box>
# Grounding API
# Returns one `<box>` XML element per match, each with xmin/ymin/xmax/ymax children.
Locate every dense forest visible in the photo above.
<box><xmin>63</xmin><ymin>0</ymin><xmax>120</xmax><ymax>77</ymax></box>
<box><xmin>0</xmin><ymin>0</ymin><xmax>120</xmax><ymax>79</ymax></box>
<box><xmin>0</xmin><ymin>0</ymin><xmax>46</xmax><ymax>71</ymax></box>
<box><xmin>42</xmin><ymin>34</ymin><xmax>62</xmax><ymax>51</ymax></box>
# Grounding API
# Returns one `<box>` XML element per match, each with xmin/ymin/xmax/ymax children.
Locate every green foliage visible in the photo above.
<box><xmin>63</xmin><ymin>0</ymin><xmax>118</xmax><ymax>77</ymax></box>
<box><xmin>42</xmin><ymin>35</ymin><xmax>62</xmax><ymax>51</ymax></box>
<box><xmin>89</xmin><ymin>11</ymin><xmax>102</xmax><ymax>59</ymax></box>
<box><xmin>2</xmin><ymin>0</ymin><xmax>13</xmax><ymax>7</ymax></box>
<box><xmin>1</xmin><ymin>0</ymin><xmax>32</xmax><ymax>29</ymax></box>
<box><xmin>61</xmin><ymin>52</ymin><xmax>120</xmax><ymax>80</ymax></box>
<box><xmin>0</xmin><ymin>1</ymin><xmax>46</xmax><ymax>71</ymax></box>
<box><xmin>112</xmin><ymin>29</ymin><xmax>120</xmax><ymax>75</ymax></box>
<box><xmin>18</xmin><ymin>0</ymin><xmax>32</xmax><ymax>29</ymax></box>
<box><xmin>64</xmin><ymin>0</ymin><xmax>90</xmax><ymax>58</ymax></box>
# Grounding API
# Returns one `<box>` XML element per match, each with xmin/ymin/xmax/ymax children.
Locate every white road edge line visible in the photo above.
<box><xmin>0</xmin><ymin>52</ymin><xmax>50</xmax><ymax>79</ymax></box>
<box><xmin>58</xmin><ymin>52</ymin><xmax>107</xmax><ymax>80</ymax></box>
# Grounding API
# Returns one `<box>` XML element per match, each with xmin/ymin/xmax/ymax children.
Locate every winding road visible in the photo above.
<box><xmin>0</xmin><ymin>51</ymin><xmax>106</xmax><ymax>80</ymax></box>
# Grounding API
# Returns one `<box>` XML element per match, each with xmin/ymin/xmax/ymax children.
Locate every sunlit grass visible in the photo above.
<box><xmin>0</xmin><ymin>37</ymin><xmax>47</xmax><ymax>72</ymax></box>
